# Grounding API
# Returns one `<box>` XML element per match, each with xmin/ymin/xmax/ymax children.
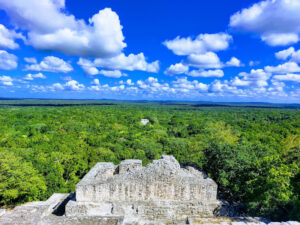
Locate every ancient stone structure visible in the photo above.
<box><xmin>0</xmin><ymin>155</ymin><xmax>299</xmax><ymax>225</ymax></box>
<box><xmin>141</xmin><ymin>119</ymin><xmax>149</xmax><ymax>125</ymax></box>
<box><xmin>66</xmin><ymin>155</ymin><xmax>220</xmax><ymax>224</ymax></box>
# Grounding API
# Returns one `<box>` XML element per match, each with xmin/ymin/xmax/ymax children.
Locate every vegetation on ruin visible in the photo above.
<box><xmin>0</xmin><ymin>101</ymin><xmax>299</xmax><ymax>220</ymax></box>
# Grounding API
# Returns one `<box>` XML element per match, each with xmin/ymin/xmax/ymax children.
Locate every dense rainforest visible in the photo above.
<box><xmin>0</xmin><ymin>101</ymin><xmax>299</xmax><ymax>220</ymax></box>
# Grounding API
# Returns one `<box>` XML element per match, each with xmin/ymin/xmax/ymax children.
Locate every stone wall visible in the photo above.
<box><xmin>67</xmin><ymin>155</ymin><xmax>221</xmax><ymax>223</ymax></box>
<box><xmin>1</xmin><ymin>155</ymin><xmax>299</xmax><ymax>225</ymax></box>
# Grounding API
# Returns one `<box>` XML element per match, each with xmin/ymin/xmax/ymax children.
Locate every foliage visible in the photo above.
<box><xmin>0</xmin><ymin>102</ymin><xmax>299</xmax><ymax>220</ymax></box>
<box><xmin>0</xmin><ymin>149</ymin><xmax>46</xmax><ymax>205</ymax></box>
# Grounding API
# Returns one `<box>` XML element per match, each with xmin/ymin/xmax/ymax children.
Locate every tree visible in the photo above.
<box><xmin>0</xmin><ymin>150</ymin><xmax>47</xmax><ymax>206</ymax></box>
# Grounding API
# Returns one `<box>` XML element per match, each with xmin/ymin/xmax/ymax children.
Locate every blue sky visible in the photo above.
<box><xmin>0</xmin><ymin>0</ymin><xmax>300</xmax><ymax>102</ymax></box>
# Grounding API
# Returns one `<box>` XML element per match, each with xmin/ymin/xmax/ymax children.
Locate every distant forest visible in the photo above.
<box><xmin>0</xmin><ymin>101</ymin><xmax>299</xmax><ymax>220</ymax></box>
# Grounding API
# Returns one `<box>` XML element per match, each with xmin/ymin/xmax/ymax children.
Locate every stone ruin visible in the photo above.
<box><xmin>66</xmin><ymin>155</ymin><xmax>220</xmax><ymax>224</ymax></box>
<box><xmin>0</xmin><ymin>155</ymin><xmax>299</xmax><ymax>225</ymax></box>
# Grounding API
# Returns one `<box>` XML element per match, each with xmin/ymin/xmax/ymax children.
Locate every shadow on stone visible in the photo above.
<box><xmin>52</xmin><ymin>193</ymin><xmax>75</xmax><ymax>216</ymax></box>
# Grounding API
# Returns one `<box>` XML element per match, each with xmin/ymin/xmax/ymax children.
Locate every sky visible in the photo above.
<box><xmin>0</xmin><ymin>0</ymin><xmax>300</xmax><ymax>103</ymax></box>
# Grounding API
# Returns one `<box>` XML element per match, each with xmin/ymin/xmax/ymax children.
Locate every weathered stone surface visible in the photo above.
<box><xmin>37</xmin><ymin>216</ymin><xmax>123</xmax><ymax>225</ymax></box>
<box><xmin>0</xmin><ymin>193</ymin><xmax>69</xmax><ymax>225</ymax></box>
<box><xmin>70</xmin><ymin>155</ymin><xmax>220</xmax><ymax>224</ymax></box>
<box><xmin>75</xmin><ymin>155</ymin><xmax>218</xmax><ymax>203</ymax></box>
<box><xmin>141</xmin><ymin>119</ymin><xmax>149</xmax><ymax>125</ymax></box>
<box><xmin>1</xmin><ymin>155</ymin><xmax>299</xmax><ymax>225</ymax></box>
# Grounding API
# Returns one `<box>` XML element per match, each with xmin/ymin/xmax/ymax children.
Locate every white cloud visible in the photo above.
<box><xmin>0</xmin><ymin>24</ymin><xmax>24</xmax><ymax>49</ymax></box>
<box><xmin>0</xmin><ymin>75</ymin><xmax>13</xmax><ymax>86</ymax></box>
<box><xmin>273</xmin><ymin>74</ymin><xmax>300</xmax><ymax>82</ymax></box>
<box><xmin>0</xmin><ymin>0</ymin><xmax>126</xmax><ymax>57</ymax></box>
<box><xmin>275</xmin><ymin>47</ymin><xmax>300</xmax><ymax>62</ymax></box>
<box><xmin>77</xmin><ymin>58</ymin><xmax>99</xmax><ymax>75</ymax></box>
<box><xmin>64</xmin><ymin>80</ymin><xmax>85</xmax><ymax>91</ymax></box>
<box><xmin>120</xmin><ymin>79</ymin><xmax>134</xmax><ymax>85</ymax></box>
<box><xmin>164</xmin><ymin>63</ymin><xmax>189</xmax><ymax>75</ymax></box>
<box><xmin>24</xmin><ymin>72</ymin><xmax>46</xmax><ymax>80</ymax></box>
<box><xmin>24</xmin><ymin>57</ymin><xmax>37</xmax><ymax>64</ymax></box>
<box><xmin>125</xmin><ymin>79</ymin><xmax>134</xmax><ymax>86</ymax></box>
<box><xmin>29</xmin><ymin>80</ymin><xmax>85</xmax><ymax>92</ymax></box>
<box><xmin>188</xmin><ymin>69</ymin><xmax>224</xmax><ymax>78</ymax></box>
<box><xmin>226</xmin><ymin>57</ymin><xmax>242</xmax><ymax>67</ymax></box>
<box><xmin>231</xmin><ymin>77</ymin><xmax>251</xmax><ymax>87</ymax></box>
<box><xmin>249</xmin><ymin>61</ymin><xmax>260</xmax><ymax>66</ymax></box>
<box><xmin>60</xmin><ymin>76</ymin><xmax>72</xmax><ymax>81</ymax></box>
<box><xmin>265</xmin><ymin>62</ymin><xmax>300</xmax><ymax>73</ymax></box>
<box><xmin>268</xmin><ymin>80</ymin><xmax>285</xmax><ymax>92</ymax></box>
<box><xmin>51</xmin><ymin>83</ymin><xmax>64</xmax><ymax>90</ymax></box>
<box><xmin>210</xmin><ymin>80</ymin><xmax>240</xmax><ymax>93</ymax></box>
<box><xmin>78</xmin><ymin>53</ymin><xmax>159</xmax><ymax>75</ymax></box>
<box><xmin>98</xmin><ymin>70</ymin><xmax>127</xmax><ymax>78</ymax></box>
<box><xmin>262</xmin><ymin>33</ymin><xmax>299</xmax><ymax>46</ymax></box>
<box><xmin>188</xmin><ymin>52</ymin><xmax>222</xmax><ymax>68</ymax></box>
<box><xmin>25</xmin><ymin>56</ymin><xmax>73</xmax><ymax>73</ymax></box>
<box><xmin>91</xmin><ymin>78</ymin><xmax>100</xmax><ymax>85</ymax></box>
<box><xmin>163</xmin><ymin>33</ymin><xmax>232</xmax><ymax>55</ymax></box>
<box><xmin>94</xmin><ymin>53</ymin><xmax>159</xmax><ymax>72</ymax></box>
<box><xmin>233</xmin><ymin>69</ymin><xmax>271</xmax><ymax>87</ymax></box>
<box><xmin>230</xmin><ymin>0</ymin><xmax>300</xmax><ymax>46</ymax></box>
<box><xmin>172</xmin><ymin>77</ymin><xmax>209</xmax><ymax>92</ymax></box>
<box><xmin>0</xmin><ymin>50</ymin><xmax>18</xmax><ymax>70</ymax></box>
<box><xmin>136</xmin><ymin>77</ymin><xmax>172</xmax><ymax>93</ymax></box>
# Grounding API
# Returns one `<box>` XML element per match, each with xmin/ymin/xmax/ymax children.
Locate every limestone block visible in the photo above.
<box><xmin>38</xmin><ymin>216</ymin><xmax>123</xmax><ymax>225</ymax></box>
<box><xmin>141</xmin><ymin>119</ymin><xmax>149</xmax><ymax>125</ymax></box>
<box><xmin>0</xmin><ymin>209</ymin><xmax>6</xmax><ymax>217</ymax></box>
<box><xmin>118</xmin><ymin>159</ymin><xmax>142</xmax><ymax>174</ymax></box>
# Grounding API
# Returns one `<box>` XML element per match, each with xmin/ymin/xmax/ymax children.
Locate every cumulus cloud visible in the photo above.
<box><xmin>226</xmin><ymin>57</ymin><xmax>242</xmax><ymax>67</ymax></box>
<box><xmin>275</xmin><ymin>47</ymin><xmax>300</xmax><ymax>62</ymax></box>
<box><xmin>0</xmin><ymin>75</ymin><xmax>13</xmax><ymax>86</ymax></box>
<box><xmin>233</xmin><ymin>69</ymin><xmax>271</xmax><ymax>87</ymax></box>
<box><xmin>265</xmin><ymin>62</ymin><xmax>300</xmax><ymax>73</ymax></box>
<box><xmin>94</xmin><ymin>53</ymin><xmax>159</xmax><ymax>72</ymax></box>
<box><xmin>268</xmin><ymin>80</ymin><xmax>285</xmax><ymax>93</ymax></box>
<box><xmin>28</xmin><ymin>79</ymin><xmax>85</xmax><ymax>92</ymax></box>
<box><xmin>0</xmin><ymin>24</ymin><xmax>24</xmax><ymax>49</ymax></box>
<box><xmin>91</xmin><ymin>78</ymin><xmax>100</xmax><ymax>85</ymax></box>
<box><xmin>230</xmin><ymin>0</ymin><xmax>300</xmax><ymax>46</ymax></box>
<box><xmin>249</xmin><ymin>61</ymin><xmax>260</xmax><ymax>66</ymax></box>
<box><xmin>0</xmin><ymin>1</ymin><xmax>126</xmax><ymax>57</ymax></box>
<box><xmin>98</xmin><ymin>70</ymin><xmax>127</xmax><ymax>78</ymax></box>
<box><xmin>24</xmin><ymin>72</ymin><xmax>46</xmax><ymax>80</ymax></box>
<box><xmin>262</xmin><ymin>33</ymin><xmax>299</xmax><ymax>46</ymax></box>
<box><xmin>135</xmin><ymin>77</ymin><xmax>174</xmax><ymax>94</ymax></box>
<box><xmin>172</xmin><ymin>77</ymin><xmax>209</xmax><ymax>92</ymax></box>
<box><xmin>188</xmin><ymin>69</ymin><xmax>224</xmax><ymax>78</ymax></box>
<box><xmin>64</xmin><ymin>80</ymin><xmax>85</xmax><ymax>91</ymax></box>
<box><xmin>24</xmin><ymin>56</ymin><xmax>73</xmax><ymax>73</ymax></box>
<box><xmin>77</xmin><ymin>58</ymin><xmax>99</xmax><ymax>75</ymax></box>
<box><xmin>125</xmin><ymin>79</ymin><xmax>134</xmax><ymax>85</ymax></box>
<box><xmin>51</xmin><ymin>83</ymin><xmax>64</xmax><ymax>91</ymax></box>
<box><xmin>163</xmin><ymin>33</ymin><xmax>232</xmax><ymax>56</ymax></box>
<box><xmin>24</xmin><ymin>57</ymin><xmax>37</xmax><ymax>64</ymax></box>
<box><xmin>273</xmin><ymin>74</ymin><xmax>300</xmax><ymax>82</ymax></box>
<box><xmin>78</xmin><ymin>53</ymin><xmax>159</xmax><ymax>75</ymax></box>
<box><xmin>210</xmin><ymin>80</ymin><xmax>241</xmax><ymax>94</ymax></box>
<box><xmin>188</xmin><ymin>52</ymin><xmax>222</xmax><ymax>68</ymax></box>
<box><xmin>60</xmin><ymin>76</ymin><xmax>72</xmax><ymax>81</ymax></box>
<box><xmin>0</xmin><ymin>50</ymin><xmax>18</xmax><ymax>70</ymax></box>
<box><xmin>164</xmin><ymin>63</ymin><xmax>189</xmax><ymax>75</ymax></box>
<box><xmin>231</xmin><ymin>77</ymin><xmax>251</xmax><ymax>87</ymax></box>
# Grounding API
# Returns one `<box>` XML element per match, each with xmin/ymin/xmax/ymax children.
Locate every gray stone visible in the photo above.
<box><xmin>71</xmin><ymin>155</ymin><xmax>220</xmax><ymax>224</ymax></box>
<box><xmin>1</xmin><ymin>155</ymin><xmax>299</xmax><ymax>225</ymax></box>
<box><xmin>287</xmin><ymin>222</ymin><xmax>300</xmax><ymax>225</ymax></box>
<box><xmin>141</xmin><ymin>119</ymin><xmax>149</xmax><ymax>125</ymax></box>
<box><xmin>0</xmin><ymin>210</ymin><xmax>5</xmax><ymax>217</ymax></box>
